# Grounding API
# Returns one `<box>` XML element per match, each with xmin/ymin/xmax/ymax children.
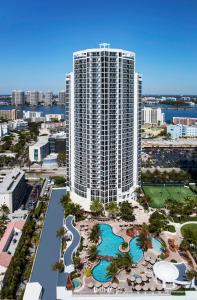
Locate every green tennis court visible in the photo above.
<box><xmin>143</xmin><ymin>185</ymin><xmax>196</xmax><ymax>208</ymax></box>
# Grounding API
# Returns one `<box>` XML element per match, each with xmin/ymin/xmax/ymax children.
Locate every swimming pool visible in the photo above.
<box><xmin>92</xmin><ymin>224</ymin><xmax>164</xmax><ymax>283</ymax></box>
<box><xmin>92</xmin><ymin>259</ymin><xmax>112</xmax><ymax>282</ymax></box>
<box><xmin>129</xmin><ymin>236</ymin><xmax>163</xmax><ymax>263</ymax></box>
<box><xmin>97</xmin><ymin>224</ymin><xmax>124</xmax><ymax>257</ymax></box>
<box><xmin>72</xmin><ymin>277</ymin><xmax>81</xmax><ymax>289</ymax></box>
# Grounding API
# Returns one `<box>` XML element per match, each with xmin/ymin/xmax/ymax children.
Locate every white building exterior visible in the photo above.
<box><xmin>8</xmin><ymin>119</ymin><xmax>28</xmax><ymax>131</ymax></box>
<box><xmin>11</xmin><ymin>90</ymin><xmax>25</xmax><ymax>106</ymax></box>
<box><xmin>44</xmin><ymin>92</ymin><xmax>53</xmax><ymax>106</ymax></box>
<box><xmin>0</xmin><ymin>123</ymin><xmax>9</xmax><ymax>137</ymax></box>
<box><xmin>29</xmin><ymin>137</ymin><xmax>49</xmax><ymax>162</ymax></box>
<box><xmin>167</xmin><ymin>124</ymin><xmax>197</xmax><ymax>139</ymax></box>
<box><xmin>45</xmin><ymin>114</ymin><xmax>64</xmax><ymax>122</ymax></box>
<box><xmin>68</xmin><ymin>44</ymin><xmax>142</xmax><ymax>210</ymax></box>
<box><xmin>143</xmin><ymin>107</ymin><xmax>165</xmax><ymax>125</ymax></box>
<box><xmin>0</xmin><ymin>169</ymin><xmax>26</xmax><ymax>213</ymax></box>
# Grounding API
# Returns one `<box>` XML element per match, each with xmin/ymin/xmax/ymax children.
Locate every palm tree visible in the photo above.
<box><xmin>87</xmin><ymin>244</ymin><xmax>99</xmax><ymax>262</ymax></box>
<box><xmin>89</xmin><ymin>224</ymin><xmax>100</xmax><ymax>242</ymax></box>
<box><xmin>105</xmin><ymin>202</ymin><xmax>119</xmax><ymax>218</ymax></box>
<box><xmin>56</xmin><ymin>227</ymin><xmax>66</xmax><ymax>239</ymax></box>
<box><xmin>107</xmin><ymin>261</ymin><xmax>118</xmax><ymax>280</ymax></box>
<box><xmin>0</xmin><ymin>204</ymin><xmax>10</xmax><ymax>216</ymax></box>
<box><xmin>90</xmin><ymin>199</ymin><xmax>104</xmax><ymax>216</ymax></box>
<box><xmin>52</xmin><ymin>261</ymin><xmax>64</xmax><ymax>272</ymax></box>
<box><xmin>137</xmin><ymin>223</ymin><xmax>150</xmax><ymax>251</ymax></box>
<box><xmin>186</xmin><ymin>269</ymin><xmax>197</xmax><ymax>288</ymax></box>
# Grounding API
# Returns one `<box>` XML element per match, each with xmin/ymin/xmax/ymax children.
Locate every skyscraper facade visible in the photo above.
<box><xmin>11</xmin><ymin>90</ymin><xmax>25</xmax><ymax>106</ymax></box>
<box><xmin>69</xmin><ymin>44</ymin><xmax>142</xmax><ymax>209</ymax></box>
<box><xmin>58</xmin><ymin>91</ymin><xmax>66</xmax><ymax>105</ymax></box>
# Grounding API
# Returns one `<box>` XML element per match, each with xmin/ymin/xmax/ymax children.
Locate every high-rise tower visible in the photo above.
<box><xmin>69</xmin><ymin>44</ymin><xmax>142</xmax><ymax>210</ymax></box>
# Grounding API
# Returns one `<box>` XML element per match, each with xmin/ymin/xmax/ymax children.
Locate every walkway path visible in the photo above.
<box><xmin>30</xmin><ymin>188</ymin><xmax>66</xmax><ymax>300</ymax></box>
<box><xmin>64</xmin><ymin>215</ymin><xmax>81</xmax><ymax>267</ymax></box>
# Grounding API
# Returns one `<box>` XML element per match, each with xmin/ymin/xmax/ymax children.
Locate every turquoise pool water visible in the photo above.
<box><xmin>72</xmin><ymin>277</ymin><xmax>81</xmax><ymax>289</ymax></box>
<box><xmin>92</xmin><ymin>259</ymin><xmax>112</xmax><ymax>282</ymax></box>
<box><xmin>97</xmin><ymin>224</ymin><xmax>124</xmax><ymax>257</ymax></box>
<box><xmin>92</xmin><ymin>224</ymin><xmax>164</xmax><ymax>282</ymax></box>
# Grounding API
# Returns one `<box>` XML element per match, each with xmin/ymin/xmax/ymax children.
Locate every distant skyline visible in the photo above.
<box><xmin>0</xmin><ymin>0</ymin><xmax>197</xmax><ymax>94</ymax></box>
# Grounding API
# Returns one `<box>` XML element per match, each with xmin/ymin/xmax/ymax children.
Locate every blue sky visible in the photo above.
<box><xmin>0</xmin><ymin>0</ymin><xmax>197</xmax><ymax>94</ymax></box>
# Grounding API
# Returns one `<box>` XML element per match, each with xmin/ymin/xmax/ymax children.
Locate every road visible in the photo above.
<box><xmin>30</xmin><ymin>188</ymin><xmax>66</xmax><ymax>300</ymax></box>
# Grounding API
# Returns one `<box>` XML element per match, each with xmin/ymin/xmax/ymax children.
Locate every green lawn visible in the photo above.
<box><xmin>143</xmin><ymin>185</ymin><xmax>196</xmax><ymax>208</ymax></box>
<box><xmin>181</xmin><ymin>223</ymin><xmax>197</xmax><ymax>238</ymax></box>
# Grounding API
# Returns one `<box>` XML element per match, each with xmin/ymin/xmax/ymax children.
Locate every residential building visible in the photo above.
<box><xmin>143</xmin><ymin>107</ymin><xmax>165</xmax><ymax>125</ymax></box>
<box><xmin>45</xmin><ymin>114</ymin><xmax>64</xmax><ymax>122</ymax></box>
<box><xmin>28</xmin><ymin>91</ymin><xmax>39</xmax><ymax>106</ymax></box>
<box><xmin>0</xmin><ymin>169</ymin><xmax>26</xmax><ymax>212</ymax></box>
<box><xmin>43</xmin><ymin>92</ymin><xmax>53</xmax><ymax>106</ymax></box>
<box><xmin>0</xmin><ymin>109</ymin><xmax>22</xmax><ymax>121</ymax></box>
<box><xmin>29</xmin><ymin>136</ymin><xmax>49</xmax><ymax>162</ymax></box>
<box><xmin>58</xmin><ymin>91</ymin><xmax>66</xmax><ymax>105</ymax></box>
<box><xmin>23</xmin><ymin>110</ymin><xmax>45</xmax><ymax>122</ymax></box>
<box><xmin>69</xmin><ymin>44</ymin><xmax>142</xmax><ymax>210</ymax></box>
<box><xmin>65</xmin><ymin>72</ymin><xmax>73</xmax><ymax>183</ymax></box>
<box><xmin>0</xmin><ymin>123</ymin><xmax>9</xmax><ymax>137</ymax></box>
<box><xmin>0</xmin><ymin>221</ymin><xmax>25</xmax><ymax>281</ymax></box>
<box><xmin>167</xmin><ymin>124</ymin><xmax>197</xmax><ymax>139</ymax></box>
<box><xmin>49</xmin><ymin>132</ymin><xmax>66</xmax><ymax>154</ymax></box>
<box><xmin>8</xmin><ymin>119</ymin><xmax>28</xmax><ymax>131</ymax></box>
<box><xmin>173</xmin><ymin>117</ymin><xmax>197</xmax><ymax>126</ymax></box>
<box><xmin>11</xmin><ymin>90</ymin><xmax>25</xmax><ymax>106</ymax></box>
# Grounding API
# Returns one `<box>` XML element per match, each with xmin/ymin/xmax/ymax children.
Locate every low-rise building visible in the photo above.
<box><xmin>45</xmin><ymin>114</ymin><xmax>65</xmax><ymax>122</ymax></box>
<box><xmin>143</xmin><ymin>107</ymin><xmax>165</xmax><ymax>125</ymax></box>
<box><xmin>8</xmin><ymin>119</ymin><xmax>28</xmax><ymax>131</ymax></box>
<box><xmin>167</xmin><ymin>124</ymin><xmax>197</xmax><ymax>139</ymax></box>
<box><xmin>48</xmin><ymin>132</ymin><xmax>66</xmax><ymax>154</ymax></box>
<box><xmin>23</xmin><ymin>110</ymin><xmax>45</xmax><ymax>123</ymax></box>
<box><xmin>29</xmin><ymin>137</ymin><xmax>49</xmax><ymax>162</ymax></box>
<box><xmin>173</xmin><ymin>117</ymin><xmax>197</xmax><ymax>126</ymax></box>
<box><xmin>0</xmin><ymin>169</ymin><xmax>26</xmax><ymax>213</ymax></box>
<box><xmin>0</xmin><ymin>123</ymin><xmax>9</xmax><ymax>138</ymax></box>
<box><xmin>0</xmin><ymin>109</ymin><xmax>22</xmax><ymax>121</ymax></box>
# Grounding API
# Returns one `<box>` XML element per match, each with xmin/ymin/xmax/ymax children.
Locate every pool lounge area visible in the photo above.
<box><xmin>92</xmin><ymin>224</ymin><xmax>164</xmax><ymax>283</ymax></box>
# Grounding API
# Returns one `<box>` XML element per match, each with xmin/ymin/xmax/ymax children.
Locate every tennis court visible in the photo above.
<box><xmin>143</xmin><ymin>185</ymin><xmax>196</xmax><ymax>208</ymax></box>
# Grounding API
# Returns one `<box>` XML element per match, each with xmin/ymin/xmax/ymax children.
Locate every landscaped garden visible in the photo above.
<box><xmin>143</xmin><ymin>185</ymin><xmax>196</xmax><ymax>208</ymax></box>
<box><xmin>53</xmin><ymin>194</ymin><xmax>197</xmax><ymax>295</ymax></box>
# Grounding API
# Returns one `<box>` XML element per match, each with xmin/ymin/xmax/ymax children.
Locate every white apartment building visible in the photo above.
<box><xmin>44</xmin><ymin>92</ymin><xmax>53</xmax><ymax>106</ymax></box>
<box><xmin>0</xmin><ymin>123</ymin><xmax>9</xmax><ymax>138</ymax></box>
<box><xmin>29</xmin><ymin>136</ymin><xmax>49</xmax><ymax>162</ymax></box>
<box><xmin>27</xmin><ymin>91</ymin><xmax>39</xmax><ymax>106</ymax></box>
<box><xmin>0</xmin><ymin>169</ymin><xmax>26</xmax><ymax>213</ymax></box>
<box><xmin>167</xmin><ymin>124</ymin><xmax>197</xmax><ymax>139</ymax></box>
<box><xmin>8</xmin><ymin>119</ymin><xmax>28</xmax><ymax>131</ymax></box>
<box><xmin>58</xmin><ymin>91</ymin><xmax>66</xmax><ymax>105</ymax></box>
<box><xmin>11</xmin><ymin>90</ymin><xmax>25</xmax><ymax>106</ymax></box>
<box><xmin>68</xmin><ymin>44</ymin><xmax>142</xmax><ymax>210</ymax></box>
<box><xmin>143</xmin><ymin>107</ymin><xmax>165</xmax><ymax>125</ymax></box>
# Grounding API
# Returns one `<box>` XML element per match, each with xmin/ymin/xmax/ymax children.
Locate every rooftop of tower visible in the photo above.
<box><xmin>73</xmin><ymin>43</ymin><xmax>135</xmax><ymax>58</ymax></box>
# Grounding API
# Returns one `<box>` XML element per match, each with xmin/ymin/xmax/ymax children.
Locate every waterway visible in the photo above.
<box><xmin>0</xmin><ymin>104</ymin><xmax>197</xmax><ymax>122</ymax></box>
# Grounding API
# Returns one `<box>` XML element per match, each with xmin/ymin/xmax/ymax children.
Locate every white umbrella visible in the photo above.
<box><xmin>143</xmin><ymin>284</ymin><xmax>148</xmax><ymax>291</ymax></box>
<box><xmin>145</xmin><ymin>256</ymin><xmax>151</xmax><ymax>262</ymax></box>
<box><xmin>141</xmin><ymin>275</ymin><xmax>147</xmax><ymax>282</ymax></box>
<box><xmin>150</xmin><ymin>284</ymin><xmax>156</xmax><ymax>291</ymax></box>
<box><xmin>95</xmin><ymin>281</ymin><xmax>102</xmax><ymax>288</ymax></box>
<box><xmin>103</xmin><ymin>282</ymin><xmax>110</xmax><ymax>288</ymax></box>
<box><xmin>157</xmin><ymin>285</ymin><xmax>163</xmax><ymax>291</ymax></box>
<box><xmin>111</xmin><ymin>282</ymin><xmax>118</xmax><ymax>289</ymax></box>
<box><xmin>146</xmin><ymin>271</ymin><xmax>153</xmax><ymax>278</ymax></box>
<box><xmin>130</xmin><ymin>276</ymin><xmax>135</xmax><ymax>282</ymax></box>
<box><xmin>87</xmin><ymin>282</ymin><xmax>94</xmax><ymax>288</ymax></box>
<box><xmin>150</xmin><ymin>259</ymin><xmax>155</xmax><ymax>265</ymax></box>
<box><xmin>136</xmin><ymin>277</ymin><xmax>142</xmax><ymax>284</ymax></box>
<box><xmin>135</xmin><ymin>284</ymin><xmax>142</xmax><ymax>291</ymax></box>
